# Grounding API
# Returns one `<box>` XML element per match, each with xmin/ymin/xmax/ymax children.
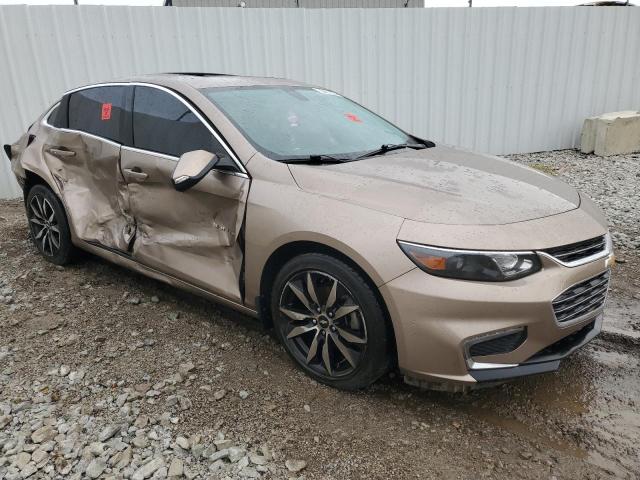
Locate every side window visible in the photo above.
<box><xmin>48</xmin><ymin>95</ymin><xmax>69</xmax><ymax>129</ymax></box>
<box><xmin>132</xmin><ymin>86</ymin><xmax>225</xmax><ymax>159</ymax></box>
<box><xmin>68</xmin><ymin>86</ymin><xmax>133</xmax><ymax>144</ymax></box>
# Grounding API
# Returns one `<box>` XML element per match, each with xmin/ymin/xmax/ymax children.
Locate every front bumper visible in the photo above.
<box><xmin>380</xmin><ymin>251</ymin><xmax>614</xmax><ymax>390</ymax></box>
<box><xmin>467</xmin><ymin>314</ymin><xmax>601</xmax><ymax>383</ymax></box>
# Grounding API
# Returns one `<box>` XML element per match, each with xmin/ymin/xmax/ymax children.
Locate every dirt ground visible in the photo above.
<box><xmin>1</xmin><ymin>198</ymin><xmax>639</xmax><ymax>480</ymax></box>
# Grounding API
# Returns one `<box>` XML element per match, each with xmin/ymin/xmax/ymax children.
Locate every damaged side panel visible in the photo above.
<box><xmin>40</xmin><ymin>128</ymin><xmax>133</xmax><ymax>252</ymax></box>
<box><xmin>10</xmin><ymin>89</ymin><xmax>249</xmax><ymax>307</ymax></box>
<box><xmin>7</xmin><ymin>132</ymin><xmax>31</xmax><ymax>189</ymax></box>
<box><xmin>120</xmin><ymin>148</ymin><xmax>249</xmax><ymax>303</ymax></box>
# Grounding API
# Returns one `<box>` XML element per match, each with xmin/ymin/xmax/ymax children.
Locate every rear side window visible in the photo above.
<box><xmin>68</xmin><ymin>86</ymin><xmax>133</xmax><ymax>144</ymax></box>
<box><xmin>132</xmin><ymin>86</ymin><xmax>224</xmax><ymax>158</ymax></box>
<box><xmin>48</xmin><ymin>95</ymin><xmax>69</xmax><ymax>129</ymax></box>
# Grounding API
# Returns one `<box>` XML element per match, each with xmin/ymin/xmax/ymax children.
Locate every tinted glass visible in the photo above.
<box><xmin>47</xmin><ymin>105</ymin><xmax>60</xmax><ymax>125</ymax></box>
<box><xmin>201</xmin><ymin>86</ymin><xmax>412</xmax><ymax>160</ymax></box>
<box><xmin>133</xmin><ymin>86</ymin><xmax>224</xmax><ymax>158</ymax></box>
<box><xmin>68</xmin><ymin>86</ymin><xmax>132</xmax><ymax>144</ymax></box>
<box><xmin>48</xmin><ymin>95</ymin><xmax>69</xmax><ymax>129</ymax></box>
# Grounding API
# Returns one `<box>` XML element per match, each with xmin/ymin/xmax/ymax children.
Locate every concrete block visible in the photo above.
<box><xmin>581</xmin><ymin>111</ymin><xmax>640</xmax><ymax>156</ymax></box>
<box><xmin>595</xmin><ymin>112</ymin><xmax>640</xmax><ymax>156</ymax></box>
<box><xmin>580</xmin><ymin>117</ymin><xmax>598</xmax><ymax>154</ymax></box>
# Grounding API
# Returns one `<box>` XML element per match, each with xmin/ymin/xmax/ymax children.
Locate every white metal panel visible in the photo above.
<box><xmin>1</xmin><ymin>5</ymin><xmax>639</xmax><ymax>198</ymax></box>
<box><xmin>172</xmin><ymin>0</ymin><xmax>425</xmax><ymax>7</ymax></box>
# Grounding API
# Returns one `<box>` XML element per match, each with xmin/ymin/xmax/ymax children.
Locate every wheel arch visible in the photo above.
<box><xmin>22</xmin><ymin>169</ymin><xmax>78</xmax><ymax>244</ymax></box>
<box><xmin>258</xmin><ymin>240</ymin><xmax>398</xmax><ymax>366</ymax></box>
<box><xmin>23</xmin><ymin>169</ymin><xmax>54</xmax><ymax>198</ymax></box>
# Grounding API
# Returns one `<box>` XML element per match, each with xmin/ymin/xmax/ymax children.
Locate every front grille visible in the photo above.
<box><xmin>552</xmin><ymin>270</ymin><xmax>610</xmax><ymax>323</ymax></box>
<box><xmin>543</xmin><ymin>235</ymin><xmax>607</xmax><ymax>264</ymax></box>
<box><xmin>469</xmin><ymin>329</ymin><xmax>527</xmax><ymax>357</ymax></box>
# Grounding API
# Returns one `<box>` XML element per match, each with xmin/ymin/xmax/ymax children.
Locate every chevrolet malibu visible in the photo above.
<box><xmin>4</xmin><ymin>74</ymin><xmax>614</xmax><ymax>391</ymax></box>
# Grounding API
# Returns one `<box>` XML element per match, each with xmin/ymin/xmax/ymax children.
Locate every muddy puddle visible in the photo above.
<box><xmin>583</xmin><ymin>348</ymin><xmax>640</xmax><ymax>476</ymax></box>
<box><xmin>374</xmin><ymin>339</ymin><xmax>640</xmax><ymax>478</ymax></box>
<box><xmin>468</xmin><ymin>343</ymin><xmax>639</xmax><ymax>477</ymax></box>
<box><xmin>603</xmin><ymin>295</ymin><xmax>640</xmax><ymax>337</ymax></box>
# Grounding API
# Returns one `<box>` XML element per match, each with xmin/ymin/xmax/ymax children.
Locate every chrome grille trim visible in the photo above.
<box><xmin>539</xmin><ymin>233</ymin><xmax>611</xmax><ymax>267</ymax></box>
<box><xmin>552</xmin><ymin>270</ymin><xmax>610</xmax><ymax>324</ymax></box>
<box><xmin>552</xmin><ymin>239</ymin><xmax>605</xmax><ymax>260</ymax></box>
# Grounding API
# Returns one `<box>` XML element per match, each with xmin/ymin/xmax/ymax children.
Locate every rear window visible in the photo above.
<box><xmin>132</xmin><ymin>86</ymin><xmax>224</xmax><ymax>158</ymax></box>
<box><xmin>68</xmin><ymin>86</ymin><xmax>132</xmax><ymax>144</ymax></box>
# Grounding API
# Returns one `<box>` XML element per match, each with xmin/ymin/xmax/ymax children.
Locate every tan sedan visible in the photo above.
<box><xmin>5</xmin><ymin>74</ymin><xmax>614</xmax><ymax>391</ymax></box>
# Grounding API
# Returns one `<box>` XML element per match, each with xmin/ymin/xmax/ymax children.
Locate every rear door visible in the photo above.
<box><xmin>120</xmin><ymin>85</ymin><xmax>250</xmax><ymax>302</ymax></box>
<box><xmin>42</xmin><ymin>85</ymin><xmax>135</xmax><ymax>252</ymax></box>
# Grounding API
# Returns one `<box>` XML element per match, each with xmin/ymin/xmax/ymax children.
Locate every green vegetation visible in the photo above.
<box><xmin>529</xmin><ymin>162</ymin><xmax>557</xmax><ymax>176</ymax></box>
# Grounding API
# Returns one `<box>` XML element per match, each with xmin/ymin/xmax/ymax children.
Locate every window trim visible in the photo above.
<box><xmin>120</xmin><ymin>145</ymin><xmax>180</xmax><ymax>162</ymax></box>
<box><xmin>42</xmin><ymin>81</ymin><xmax>248</xmax><ymax>178</ymax></box>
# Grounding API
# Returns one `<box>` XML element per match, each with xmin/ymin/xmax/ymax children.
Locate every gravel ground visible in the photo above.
<box><xmin>1</xmin><ymin>149</ymin><xmax>639</xmax><ymax>480</ymax></box>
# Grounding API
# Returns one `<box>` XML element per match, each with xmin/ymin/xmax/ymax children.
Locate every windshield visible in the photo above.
<box><xmin>201</xmin><ymin>86</ymin><xmax>413</xmax><ymax>161</ymax></box>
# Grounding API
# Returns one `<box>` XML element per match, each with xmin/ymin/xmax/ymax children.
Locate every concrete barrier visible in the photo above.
<box><xmin>581</xmin><ymin>111</ymin><xmax>640</xmax><ymax>157</ymax></box>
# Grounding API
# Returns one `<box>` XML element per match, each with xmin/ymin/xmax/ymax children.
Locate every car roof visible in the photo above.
<box><xmin>125</xmin><ymin>73</ymin><xmax>308</xmax><ymax>90</ymax></box>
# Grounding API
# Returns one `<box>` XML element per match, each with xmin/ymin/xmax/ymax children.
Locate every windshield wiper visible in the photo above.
<box><xmin>280</xmin><ymin>154</ymin><xmax>350</xmax><ymax>165</ymax></box>
<box><xmin>354</xmin><ymin>142</ymin><xmax>428</xmax><ymax>160</ymax></box>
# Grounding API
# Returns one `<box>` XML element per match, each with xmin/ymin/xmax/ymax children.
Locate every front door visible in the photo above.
<box><xmin>120</xmin><ymin>85</ymin><xmax>250</xmax><ymax>303</ymax></box>
<box><xmin>42</xmin><ymin>85</ymin><xmax>134</xmax><ymax>252</ymax></box>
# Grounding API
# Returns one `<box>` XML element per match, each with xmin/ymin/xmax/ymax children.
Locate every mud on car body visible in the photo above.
<box><xmin>4</xmin><ymin>73</ymin><xmax>615</xmax><ymax>391</ymax></box>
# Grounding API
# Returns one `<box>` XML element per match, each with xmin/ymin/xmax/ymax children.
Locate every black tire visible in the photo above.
<box><xmin>25</xmin><ymin>184</ymin><xmax>75</xmax><ymax>265</ymax></box>
<box><xmin>270</xmin><ymin>253</ymin><xmax>391</xmax><ymax>390</ymax></box>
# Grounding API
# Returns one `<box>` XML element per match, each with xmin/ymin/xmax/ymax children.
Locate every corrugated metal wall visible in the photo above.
<box><xmin>172</xmin><ymin>1</ymin><xmax>424</xmax><ymax>7</ymax></box>
<box><xmin>1</xmin><ymin>6</ymin><xmax>639</xmax><ymax>198</ymax></box>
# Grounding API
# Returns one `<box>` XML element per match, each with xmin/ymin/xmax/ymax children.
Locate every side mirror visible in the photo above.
<box><xmin>172</xmin><ymin>150</ymin><xmax>218</xmax><ymax>192</ymax></box>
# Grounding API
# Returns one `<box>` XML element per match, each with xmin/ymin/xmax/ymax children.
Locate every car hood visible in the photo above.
<box><xmin>288</xmin><ymin>145</ymin><xmax>580</xmax><ymax>225</ymax></box>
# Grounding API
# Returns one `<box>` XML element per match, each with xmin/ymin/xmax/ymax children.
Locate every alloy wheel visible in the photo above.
<box><xmin>28</xmin><ymin>194</ymin><xmax>61</xmax><ymax>257</ymax></box>
<box><xmin>278</xmin><ymin>270</ymin><xmax>368</xmax><ymax>378</ymax></box>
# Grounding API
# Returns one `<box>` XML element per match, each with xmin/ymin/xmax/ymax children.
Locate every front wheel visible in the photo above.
<box><xmin>25</xmin><ymin>184</ymin><xmax>75</xmax><ymax>265</ymax></box>
<box><xmin>270</xmin><ymin>253</ymin><xmax>391</xmax><ymax>390</ymax></box>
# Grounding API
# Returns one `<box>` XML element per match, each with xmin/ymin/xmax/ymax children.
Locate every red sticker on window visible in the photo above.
<box><xmin>101</xmin><ymin>103</ymin><xmax>112</xmax><ymax>121</ymax></box>
<box><xmin>344</xmin><ymin>113</ymin><xmax>362</xmax><ymax>123</ymax></box>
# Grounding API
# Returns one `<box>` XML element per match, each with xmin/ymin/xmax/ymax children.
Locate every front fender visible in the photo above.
<box><xmin>243</xmin><ymin>181</ymin><xmax>414</xmax><ymax>309</ymax></box>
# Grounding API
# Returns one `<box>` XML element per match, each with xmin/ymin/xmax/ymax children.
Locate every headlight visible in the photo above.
<box><xmin>398</xmin><ymin>241</ymin><xmax>541</xmax><ymax>282</ymax></box>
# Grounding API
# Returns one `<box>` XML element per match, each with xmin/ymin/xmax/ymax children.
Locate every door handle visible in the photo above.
<box><xmin>46</xmin><ymin>147</ymin><xmax>76</xmax><ymax>158</ymax></box>
<box><xmin>123</xmin><ymin>168</ymin><xmax>149</xmax><ymax>182</ymax></box>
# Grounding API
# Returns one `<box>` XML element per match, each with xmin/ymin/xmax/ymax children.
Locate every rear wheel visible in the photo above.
<box><xmin>270</xmin><ymin>253</ymin><xmax>391</xmax><ymax>390</ymax></box>
<box><xmin>25</xmin><ymin>184</ymin><xmax>74</xmax><ymax>265</ymax></box>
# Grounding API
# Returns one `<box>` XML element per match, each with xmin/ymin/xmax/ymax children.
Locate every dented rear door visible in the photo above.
<box><xmin>120</xmin><ymin>85</ymin><xmax>249</xmax><ymax>303</ymax></box>
<box><xmin>41</xmin><ymin>86</ymin><xmax>134</xmax><ymax>252</ymax></box>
